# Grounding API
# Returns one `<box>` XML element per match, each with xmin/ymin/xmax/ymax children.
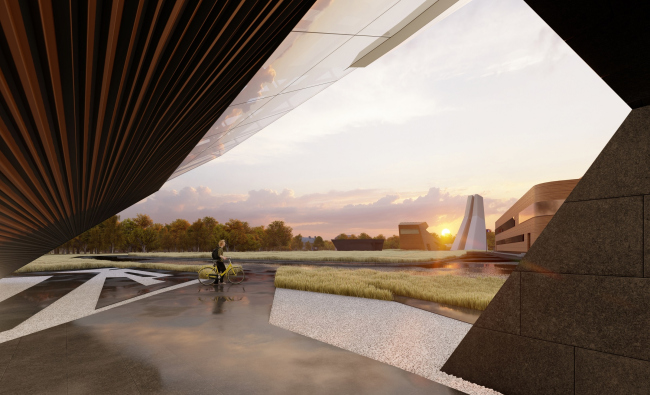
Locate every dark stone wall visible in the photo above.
<box><xmin>441</xmin><ymin>105</ymin><xmax>650</xmax><ymax>394</ymax></box>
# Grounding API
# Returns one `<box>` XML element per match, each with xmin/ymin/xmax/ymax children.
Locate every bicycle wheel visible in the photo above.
<box><xmin>198</xmin><ymin>267</ymin><xmax>217</xmax><ymax>285</ymax></box>
<box><xmin>227</xmin><ymin>266</ymin><xmax>245</xmax><ymax>284</ymax></box>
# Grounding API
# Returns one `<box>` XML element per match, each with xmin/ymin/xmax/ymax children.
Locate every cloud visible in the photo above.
<box><xmin>120</xmin><ymin>186</ymin><xmax>516</xmax><ymax>238</ymax></box>
<box><xmin>206</xmin><ymin>0</ymin><xmax>575</xmax><ymax>169</ymax></box>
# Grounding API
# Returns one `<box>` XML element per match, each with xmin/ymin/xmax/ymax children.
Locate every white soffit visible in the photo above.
<box><xmin>171</xmin><ymin>0</ymin><xmax>471</xmax><ymax>179</ymax></box>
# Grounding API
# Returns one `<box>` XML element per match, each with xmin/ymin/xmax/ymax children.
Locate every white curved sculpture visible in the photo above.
<box><xmin>451</xmin><ymin>194</ymin><xmax>487</xmax><ymax>251</ymax></box>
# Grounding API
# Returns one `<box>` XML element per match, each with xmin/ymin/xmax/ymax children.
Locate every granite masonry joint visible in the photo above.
<box><xmin>470</xmin><ymin>326</ymin><xmax>650</xmax><ymax>365</ymax></box>
<box><xmin>564</xmin><ymin>193</ymin><xmax>648</xmax><ymax>204</ymax></box>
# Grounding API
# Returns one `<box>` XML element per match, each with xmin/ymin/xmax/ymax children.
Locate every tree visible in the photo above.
<box><xmin>120</xmin><ymin>218</ymin><xmax>137</xmax><ymax>252</ymax></box>
<box><xmin>225</xmin><ymin>219</ymin><xmax>250</xmax><ymax>251</ymax></box>
<box><xmin>291</xmin><ymin>234</ymin><xmax>304</xmax><ymax>250</ymax></box>
<box><xmin>305</xmin><ymin>241</ymin><xmax>312</xmax><ymax>251</ymax></box>
<box><xmin>145</xmin><ymin>223</ymin><xmax>163</xmax><ymax>251</ymax></box>
<box><xmin>187</xmin><ymin>219</ymin><xmax>204</xmax><ymax>251</ymax></box>
<box><xmin>169</xmin><ymin>219</ymin><xmax>190</xmax><ymax>251</ymax></box>
<box><xmin>101</xmin><ymin>215</ymin><xmax>122</xmax><ymax>253</ymax></box>
<box><xmin>132</xmin><ymin>214</ymin><xmax>159</xmax><ymax>252</ymax></box>
<box><xmin>88</xmin><ymin>224</ymin><xmax>104</xmax><ymax>254</ymax></box>
<box><xmin>384</xmin><ymin>235</ymin><xmax>400</xmax><ymax>249</ymax></box>
<box><xmin>241</xmin><ymin>234</ymin><xmax>261</xmax><ymax>251</ymax></box>
<box><xmin>358</xmin><ymin>232</ymin><xmax>371</xmax><ymax>239</ymax></box>
<box><xmin>486</xmin><ymin>230</ymin><xmax>495</xmax><ymax>251</ymax></box>
<box><xmin>348</xmin><ymin>234</ymin><xmax>358</xmax><ymax>239</ymax></box>
<box><xmin>77</xmin><ymin>229</ymin><xmax>93</xmax><ymax>253</ymax></box>
<box><xmin>212</xmin><ymin>224</ymin><xmax>228</xmax><ymax>250</ymax></box>
<box><xmin>266</xmin><ymin>220</ymin><xmax>292</xmax><ymax>250</ymax></box>
<box><xmin>134</xmin><ymin>226</ymin><xmax>160</xmax><ymax>252</ymax></box>
<box><xmin>134</xmin><ymin>214</ymin><xmax>153</xmax><ymax>229</ymax></box>
<box><xmin>440</xmin><ymin>232</ymin><xmax>455</xmax><ymax>246</ymax></box>
<box><xmin>201</xmin><ymin>216</ymin><xmax>219</xmax><ymax>250</ymax></box>
<box><xmin>250</xmin><ymin>226</ymin><xmax>267</xmax><ymax>250</ymax></box>
<box><xmin>159</xmin><ymin>225</ymin><xmax>174</xmax><ymax>251</ymax></box>
<box><xmin>313</xmin><ymin>236</ymin><xmax>325</xmax><ymax>250</ymax></box>
<box><xmin>323</xmin><ymin>240</ymin><xmax>336</xmax><ymax>250</ymax></box>
<box><xmin>373</xmin><ymin>234</ymin><xmax>385</xmax><ymax>240</ymax></box>
<box><xmin>336</xmin><ymin>233</ymin><xmax>348</xmax><ymax>240</ymax></box>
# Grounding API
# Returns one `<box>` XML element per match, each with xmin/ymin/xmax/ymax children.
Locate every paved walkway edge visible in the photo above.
<box><xmin>269</xmin><ymin>288</ymin><xmax>501</xmax><ymax>395</ymax></box>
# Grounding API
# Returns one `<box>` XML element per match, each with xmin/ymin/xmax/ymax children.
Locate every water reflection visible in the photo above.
<box><xmin>374</xmin><ymin>261</ymin><xmax>516</xmax><ymax>279</ymax></box>
<box><xmin>66</xmin><ymin>265</ymin><xmax>458</xmax><ymax>394</ymax></box>
<box><xmin>197</xmin><ymin>295</ymin><xmax>246</xmax><ymax>315</ymax></box>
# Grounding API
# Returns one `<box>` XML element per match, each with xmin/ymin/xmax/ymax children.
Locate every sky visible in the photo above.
<box><xmin>121</xmin><ymin>0</ymin><xmax>631</xmax><ymax>239</ymax></box>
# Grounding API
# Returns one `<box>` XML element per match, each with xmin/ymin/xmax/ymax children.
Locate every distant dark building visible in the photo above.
<box><xmin>398</xmin><ymin>222</ymin><xmax>442</xmax><ymax>250</ymax></box>
<box><xmin>331</xmin><ymin>239</ymin><xmax>384</xmax><ymax>251</ymax></box>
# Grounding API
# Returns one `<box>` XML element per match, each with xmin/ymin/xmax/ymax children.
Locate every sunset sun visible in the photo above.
<box><xmin>441</xmin><ymin>229</ymin><xmax>451</xmax><ymax>236</ymax></box>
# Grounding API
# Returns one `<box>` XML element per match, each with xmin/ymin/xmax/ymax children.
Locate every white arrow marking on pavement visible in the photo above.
<box><xmin>0</xmin><ymin>268</ymin><xmax>195</xmax><ymax>344</ymax></box>
<box><xmin>60</xmin><ymin>268</ymin><xmax>172</xmax><ymax>286</ymax></box>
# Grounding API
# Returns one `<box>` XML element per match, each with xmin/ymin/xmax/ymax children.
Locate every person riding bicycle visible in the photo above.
<box><xmin>211</xmin><ymin>240</ymin><xmax>228</xmax><ymax>284</ymax></box>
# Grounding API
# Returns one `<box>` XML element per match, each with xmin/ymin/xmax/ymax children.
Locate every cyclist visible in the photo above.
<box><xmin>211</xmin><ymin>240</ymin><xmax>228</xmax><ymax>284</ymax></box>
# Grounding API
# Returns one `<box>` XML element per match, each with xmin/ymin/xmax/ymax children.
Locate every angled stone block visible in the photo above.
<box><xmin>518</xmin><ymin>196</ymin><xmax>643</xmax><ymax>277</ymax></box>
<box><xmin>521</xmin><ymin>273</ymin><xmax>650</xmax><ymax>361</ymax></box>
<box><xmin>473</xmin><ymin>272</ymin><xmax>520</xmax><ymax>335</ymax></box>
<box><xmin>567</xmin><ymin>105</ymin><xmax>650</xmax><ymax>202</ymax></box>
<box><xmin>575</xmin><ymin>348</ymin><xmax>650</xmax><ymax>395</ymax></box>
<box><xmin>440</xmin><ymin>103</ymin><xmax>650</xmax><ymax>393</ymax></box>
<box><xmin>441</xmin><ymin>326</ymin><xmax>574</xmax><ymax>395</ymax></box>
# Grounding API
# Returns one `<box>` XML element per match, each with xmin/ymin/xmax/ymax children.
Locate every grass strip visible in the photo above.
<box><xmin>15</xmin><ymin>261</ymin><xmax>203</xmax><ymax>273</ymax></box>
<box><xmin>14</xmin><ymin>255</ymin><xmax>202</xmax><ymax>273</ymax></box>
<box><xmin>129</xmin><ymin>250</ymin><xmax>466</xmax><ymax>263</ymax></box>
<box><xmin>274</xmin><ymin>266</ymin><xmax>505</xmax><ymax>311</ymax></box>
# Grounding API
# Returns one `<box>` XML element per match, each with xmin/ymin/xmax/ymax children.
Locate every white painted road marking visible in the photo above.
<box><xmin>0</xmin><ymin>269</ymin><xmax>198</xmax><ymax>344</ymax></box>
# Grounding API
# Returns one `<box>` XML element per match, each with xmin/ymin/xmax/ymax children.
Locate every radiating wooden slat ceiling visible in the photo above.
<box><xmin>0</xmin><ymin>0</ymin><xmax>316</xmax><ymax>278</ymax></box>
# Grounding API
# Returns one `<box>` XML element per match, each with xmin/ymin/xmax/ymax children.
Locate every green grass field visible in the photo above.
<box><xmin>129</xmin><ymin>250</ymin><xmax>466</xmax><ymax>263</ymax></box>
<box><xmin>274</xmin><ymin>266</ymin><xmax>505</xmax><ymax>310</ymax></box>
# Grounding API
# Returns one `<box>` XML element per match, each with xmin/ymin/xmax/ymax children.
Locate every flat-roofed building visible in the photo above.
<box><xmin>494</xmin><ymin>179</ymin><xmax>579</xmax><ymax>253</ymax></box>
<box><xmin>398</xmin><ymin>222</ymin><xmax>442</xmax><ymax>251</ymax></box>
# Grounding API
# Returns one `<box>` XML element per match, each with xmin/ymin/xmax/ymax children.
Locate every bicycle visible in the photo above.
<box><xmin>198</xmin><ymin>259</ymin><xmax>245</xmax><ymax>285</ymax></box>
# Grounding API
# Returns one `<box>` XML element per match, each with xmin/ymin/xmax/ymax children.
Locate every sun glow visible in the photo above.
<box><xmin>441</xmin><ymin>229</ymin><xmax>451</xmax><ymax>236</ymax></box>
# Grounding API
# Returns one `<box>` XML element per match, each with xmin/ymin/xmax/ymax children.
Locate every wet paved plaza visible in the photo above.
<box><xmin>0</xmin><ymin>266</ymin><xmax>465</xmax><ymax>394</ymax></box>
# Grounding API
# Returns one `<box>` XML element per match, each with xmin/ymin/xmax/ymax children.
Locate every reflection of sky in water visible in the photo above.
<box><xmin>364</xmin><ymin>262</ymin><xmax>515</xmax><ymax>279</ymax></box>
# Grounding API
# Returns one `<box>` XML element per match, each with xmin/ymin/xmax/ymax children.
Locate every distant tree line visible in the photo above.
<box><xmin>332</xmin><ymin>231</ymin><xmax>458</xmax><ymax>250</ymax></box>
<box><xmin>52</xmin><ymin>215</ymin><xmax>465</xmax><ymax>254</ymax></box>
<box><xmin>52</xmin><ymin>215</ymin><xmax>320</xmax><ymax>254</ymax></box>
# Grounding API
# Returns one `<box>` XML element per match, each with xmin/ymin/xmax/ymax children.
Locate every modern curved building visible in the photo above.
<box><xmin>494</xmin><ymin>179</ymin><xmax>579</xmax><ymax>253</ymax></box>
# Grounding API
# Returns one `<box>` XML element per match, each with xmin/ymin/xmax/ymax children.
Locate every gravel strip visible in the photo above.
<box><xmin>270</xmin><ymin>288</ymin><xmax>501</xmax><ymax>395</ymax></box>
